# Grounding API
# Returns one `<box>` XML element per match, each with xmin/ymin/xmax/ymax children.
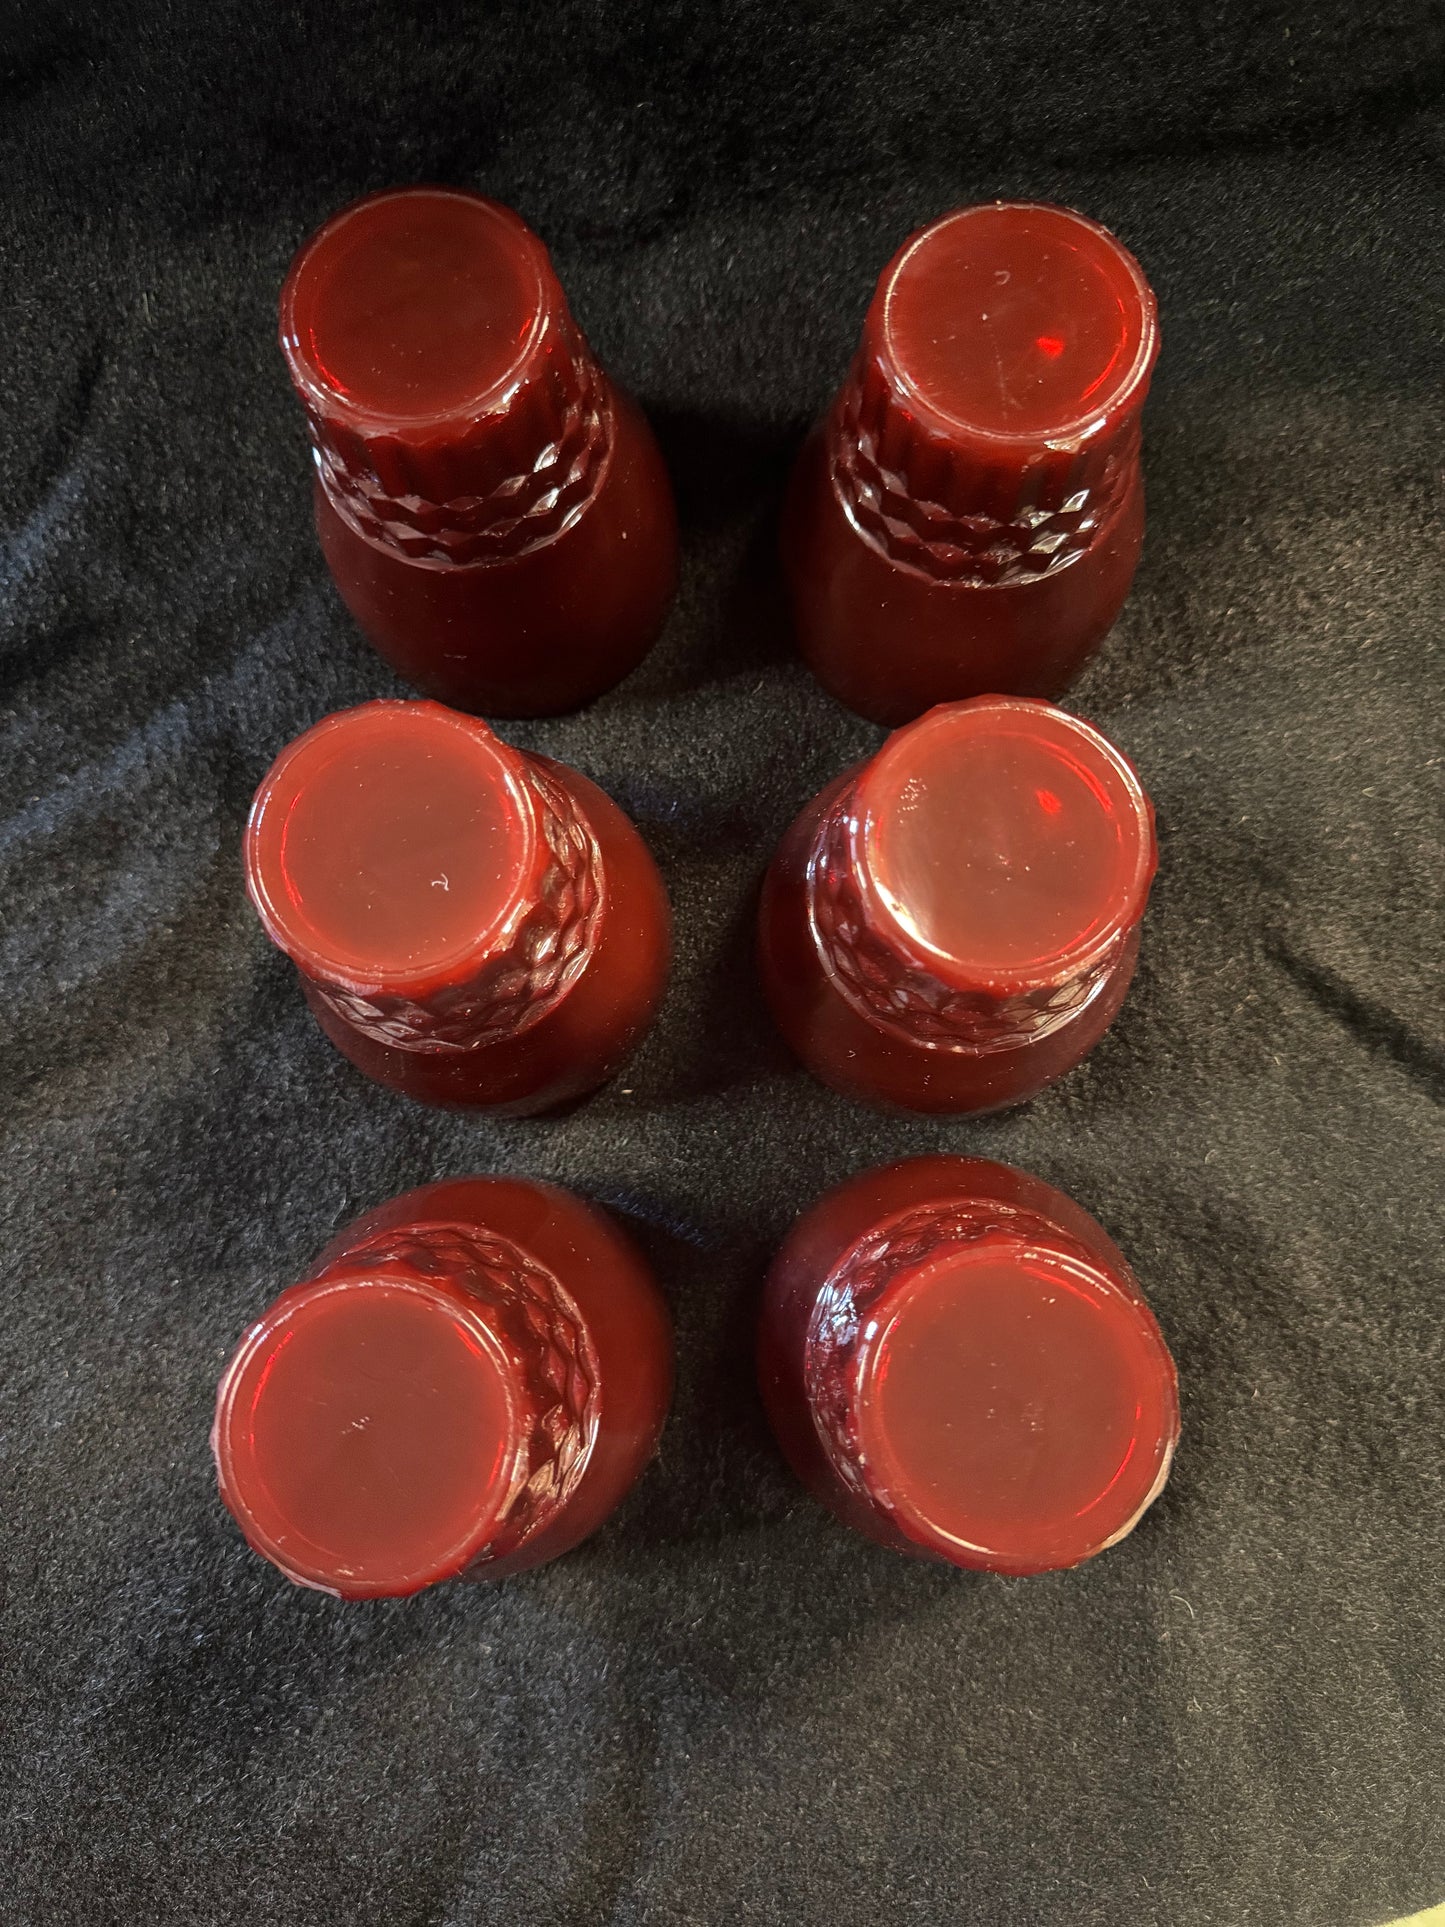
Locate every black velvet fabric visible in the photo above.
<box><xmin>2</xmin><ymin>5</ymin><xmax>1443</xmax><ymax>1923</ymax></box>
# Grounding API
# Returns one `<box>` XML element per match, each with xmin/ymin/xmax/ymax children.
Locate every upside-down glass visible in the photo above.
<box><xmin>244</xmin><ymin>700</ymin><xmax>670</xmax><ymax>1113</ymax></box>
<box><xmin>783</xmin><ymin>202</ymin><xmax>1159</xmax><ymax>724</ymax></box>
<box><xmin>213</xmin><ymin>1177</ymin><xmax>673</xmax><ymax>1597</ymax></box>
<box><xmin>280</xmin><ymin>186</ymin><xmax>678</xmax><ymax>716</ymax></box>
<box><xmin>758</xmin><ymin>696</ymin><xmax>1158</xmax><ymax>1115</ymax></box>
<box><xmin>759</xmin><ymin>1156</ymin><xmax>1180</xmax><ymax>1574</ymax></box>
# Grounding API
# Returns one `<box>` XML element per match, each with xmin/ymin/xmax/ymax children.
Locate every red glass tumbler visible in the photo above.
<box><xmin>758</xmin><ymin>696</ymin><xmax>1157</xmax><ymax>1115</ymax></box>
<box><xmin>759</xmin><ymin>1156</ymin><xmax>1179</xmax><ymax>1574</ymax></box>
<box><xmin>244</xmin><ymin>700</ymin><xmax>670</xmax><ymax>1114</ymax></box>
<box><xmin>280</xmin><ymin>187</ymin><xmax>678</xmax><ymax>716</ymax></box>
<box><xmin>783</xmin><ymin>202</ymin><xmax>1159</xmax><ymax>725</ymax></box>
<box><xmin>213</xmin><ymin>1177</ymin><xmax>673</xmax><ymax>1597</ymax></box>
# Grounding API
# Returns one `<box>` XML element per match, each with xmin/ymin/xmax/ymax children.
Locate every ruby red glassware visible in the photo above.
<box><xmin>758</xmin><ymin>696</ymin><xmax>1157</xmax><ymax>1115</ymax></box>
<box><xmin>783</xmin><ymin>201</ymin><xmax>1160</xmax><ymax>725</ymax></box>
<box><xmin>280</xmin><ymin>186</ymin><xmax>678</xmax><ymax>717</ymax></box>
<box><xmin>213</xmin><ymin>1177</ymin><xmax>673</xmax><ymax>1598</ymax></box>
<box><xmin>759</xmin><ymin>1155</ymin><xmax>1179</xmax><ymax>1575</ymax></box>
<box><xmin>244</xmin><ymin>700</ymin><xmax>670</xmax><ymax>1114</ymax></box>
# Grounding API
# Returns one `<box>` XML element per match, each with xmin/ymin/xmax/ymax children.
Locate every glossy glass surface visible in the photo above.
<box><xmin>860</xmin><ymin>1246</ymin><xmax>1174</xmax><ymax>1569</ymax></box>
<box><xmin>214</xmin><ymin>1177</ymin><xmax>674</xmax><ymax>1598</ymax></box>
<box><xmin>281</xmin><ymin>188</ymin><xmax>678</xmax><ymax>717</ymax></box>
<box><xmin>859</xmin><ymin>698</ymin><xmax>1154</xmax><ymax>986</ymax></box>
<box><xmin>759</xmin><ymin>1156</ymin><xmax>1180</xmax><ymax>1575</ymax></box>
<box><xmin>248</xmin><ymin>701</ymin><xmax>534</xmax><ymax>983</ymax></box>
<box><xmin>282</xmin><ymin>189</ymin><xmax>543</xmax><ymax>422</ymax></box>
<box><xmin>758</xmin><ymin>698</ymin><xmax>1156</xmax><ymax>1115</ymax></box>
<box><xmin>245</xmin><ymin>702</ymin><xmax>671</xmax><ymax>1114</ymax></box>
<box><xmin>783</xmin><ymin>202</ymin><xmax>1158</xmax><ymax>726</ymax></box>
<box><xmin>215</xmin><ymin>1277</ymin><xmax>516</xmax><ymax>1596</ymax></box>
<box><xmin>879</xmin><ymin>203</ymin><xmax>1153</xmax><ymax>441</ymax></box>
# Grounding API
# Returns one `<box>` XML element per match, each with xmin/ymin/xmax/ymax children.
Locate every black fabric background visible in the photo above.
<box><xmin>2</xmin><ymin>4</ymin><xmax>1443</xmax><ymax>1923</ymax></box>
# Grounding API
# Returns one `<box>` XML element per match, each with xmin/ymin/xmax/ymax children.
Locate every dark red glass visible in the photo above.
<box><xmin>783</xmin><ymin>202</ymin><xmax>1160</xmax><ymax>725</ymax></box>
<box><xmin>760</xmin><ymin>1156</ymin><xmax>1179</xmax><ymax>1575</ymax></box>
<box><xmin>280</xmin><ymin>187</ymin><xmax>678</xmax><ymax>717</ymax></box>
<box><xmin>758</xmin><ymin>696</ymin><xmax>1157</xmax><ymax>1114</ymax></box>
<box><xmin>213</xmin><ymin>1177</ymin><xmax>673</xmax><ymax>1597</ymax></box>
<box><xmin>244</xmin><ymin>700</ymin><xmax>670</xmax><ymax>1113</ymax></box>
